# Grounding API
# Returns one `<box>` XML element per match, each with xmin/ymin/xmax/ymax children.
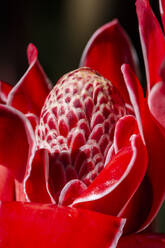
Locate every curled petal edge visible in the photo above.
<box><xmin>7</xmin><ymin>43</ymin><xmax>52</xmax><ymax>116</ymax></box>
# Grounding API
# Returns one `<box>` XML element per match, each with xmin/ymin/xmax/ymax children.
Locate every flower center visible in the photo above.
<box><xmin>36</xmin><ymin>67</ymin><xmax>126</xmax><ymax>193</ymax></box>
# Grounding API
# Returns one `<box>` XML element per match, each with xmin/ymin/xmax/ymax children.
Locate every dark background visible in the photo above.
<box><xmin>0</xmin><ymin>0</ymin><xmax>159</xmax><ymax>85</ymax></box>
<box><xmin>0</xmin><ymin>0</ymin><xmax>164</xmax><ymax>231</ymax></box>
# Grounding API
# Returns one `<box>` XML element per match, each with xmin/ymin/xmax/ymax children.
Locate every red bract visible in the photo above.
<box><xmin>7</xmin><ymin>43</ymin><xmax>52</xmax><ymax>116</ymax></box>
<box><xmin>0</xmin><ymin>0</ymin><xmax>165</xmax><ymax>247</ymax></box>
<box><xmin>0</xmin><ymin>202</ymin><xmax>125</xmax><ymax>248</ymax></box>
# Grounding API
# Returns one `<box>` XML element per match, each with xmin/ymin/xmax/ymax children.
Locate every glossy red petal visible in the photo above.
<box><xmin>0</xmin><ymin>104</ymin><xmax>35</xmax><ymax>182</ymax></box>
<box><xmin>139</xmin><ymin>111</ymin><xmax>165</xmax><ymax>231</ymax></box>
<box><xmin>136</xmin><ymin>0</ymin><xmax>165</xmax><ymax>92</ymax></box>
<box><xmin>118</xmin><ymin>233</ymin><xmax>165</xmax><ymax>248</ymax></box>
<box><xmin>121</xmin><ymin>64</ymin><xmax>145</xmax><ymax>142</ymax></box>
<box><xmin>119</xmin><ymin>175</ymin><xmax>152</xmax><ymax>233</ymax></box>
<box><xmin>7</xmin><ymin>43</ymin><xmax>52</xmax><ymax>116</ymax></box>
<box><xmin>25</xmin><ymin>149</ymin><xmax>55</xmax><ymax>203</ymax></box>
<box><xmin>0</xmin><ymin>202</ymin><xmax>125</xmax><ymax>248</ymax></box>
<box><xmin>59</xmin><ymin>179</ymin><xmax>87</xmax><ymax>206</ymax></box>
<box><xmin>72</xmin><ymin>125</ymin><xmax>147</xmax><ymax>217</ymax></box>
<box><xmin>0</xmin><ymin>166</ymin><xmax>14</xmax><ymax>201</ymax></box>
<box><xmin>25</xmin><ymin>113</ymin><xmax>38</xmax><ymax>131</ymax></box>
<box><xmin>160</xmin><ymin>59</ymin><xmax>165</xmax><ymax>82</ymax></box>
<box><xmin>114</xmin><ymin>115</ymin><xmax>139</xmax><ymax>153</ymax></box>
<box><xmin>0</xmin><ymin>81</ymin><xmax>12</xmax><ymax>103</ymax></box>
<box><xmin>80</xmin><ymin>19</ymin><xmax>138</xmax><ymax>104</ymax></box>
<box><xmin>160</xmin><ymin>0</ymin><xmax>165</xmax><ymax>33</ymax></box>
<box><xmin>148</xmin><ymin>60</ymin><xmax>165</xmax><ymax>132</ymax></box>
<box><xmin>123</xmin><ymin>63</ymin><xmax>165</xmax><ymax>231</ymax></box>
<box><xmin>148</xmin><ymin>81</ymin><xmax>165</xmax><ymax>130</ymax></box>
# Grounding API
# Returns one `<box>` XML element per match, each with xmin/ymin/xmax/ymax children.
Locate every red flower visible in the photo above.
<box><xmin>0</xmin><ymin>0</ymin><xmax>165</xmax><ymax>247</ymax></box>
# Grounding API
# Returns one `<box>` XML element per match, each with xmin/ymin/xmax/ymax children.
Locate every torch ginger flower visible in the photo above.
<box><xmin>0</xmin><ymin>0</ymin><xmax>165</xmax><ymax>247</ymax></box>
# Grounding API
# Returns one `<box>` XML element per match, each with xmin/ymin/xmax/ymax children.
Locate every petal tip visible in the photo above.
<box><xmin>27</xmin><ymin>43</ymin><xmax>38</xmax><ymax>65</ymax></box>
<box><xmin>135</xmin><ymin>0</ymin><xmax>149</xmax><ymax>7</ymax></box>
<box><xmin>121</xmin><ymin>64</ymin><xmax>128</xmax><ymax>73</ymax></box>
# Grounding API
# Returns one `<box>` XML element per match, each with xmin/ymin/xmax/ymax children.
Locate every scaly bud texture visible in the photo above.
<box><xmin>36</xmin><ymin>67</ymin><xmax>126</xmax><ymax>194</ymax></box>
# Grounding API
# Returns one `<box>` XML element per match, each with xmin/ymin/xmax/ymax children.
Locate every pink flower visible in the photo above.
<box><xmin>0</xmin><ymin>0</ymin><xmax>165</xmax><ymax>247</ymax></box>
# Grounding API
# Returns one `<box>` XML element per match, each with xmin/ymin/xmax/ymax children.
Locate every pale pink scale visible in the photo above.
<box><xmin>91</xmin><ymin>112</ymin><xmax>105</xmax><ymax>129</ymax></box>
<box><xmin>84</xmin><ymin>97</ymin><xmax>94</xmax><ymax>121</ymax></box>
<box><xmin>36</xmin><ymin>67</ymin><xmax>126</xmax><ymax>201</ymax></box>
<box><xmin>89</xmin><ymin>124</ymin><xmax>104</xmax><ymax>142</ymax></box>
<box><xmin>93</xmin><ymin>154</ymin><xmax>103</xmax><ymax>165</ymax></box>
<box><xmin>78</xmin><ymin>120</ymin><xmax>90</xmax><ymax>139</ymax></box>
<box><xmin>58</xmin><ymin>118</ymin><xmax>69</xmax><ymax>137</ymax></box>
<box><xmin>73</xmin><ymin>97</ymin><xmax>83</xmax><ymax>108</ymax></box>
<box><xmin>70</xmin><ymin>131</ymin><xmax>86</xmax><ymax>161</ymax></box>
